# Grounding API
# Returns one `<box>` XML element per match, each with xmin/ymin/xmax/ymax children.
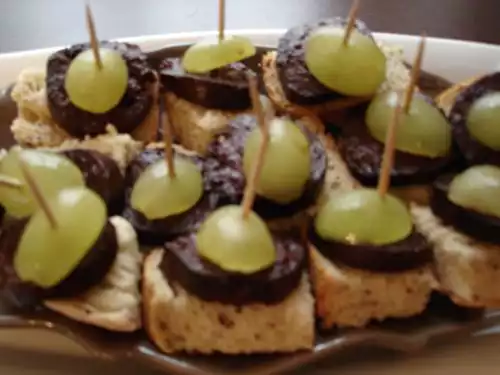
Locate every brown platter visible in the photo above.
<box><xmin>0</xmin><ymin>43</ymin><xmax>497</xmax><ymax>375</ymax></box>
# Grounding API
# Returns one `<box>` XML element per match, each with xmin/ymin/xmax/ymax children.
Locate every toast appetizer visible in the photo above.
<box><xmin>143</xmin><ymin>80</ymin><xmax>314</xmax><ymax>353</ymax></box>
<box><xmin>309</xmin><ymin>94</ymin><xmax>435</xmax><ymax>328</ymax></box>
<box><xmin>0</xmin><ymin>158</ymin><xmax>142</xmax><ymax>331</ymax></box>
<box><xmin>337</xmin><ymin>38</ymin><xmax>456</xmax><ymax>205</ymax></box>
<box><xmin>10</xmin><ymin>7</ymin><xmax>158</xmax><ymax>148</ymax></box>
<box><xmin>412</xmin><ymin>165</ymin><xmax>500</xmax><ymax>307</ymax></box>
<box><xmin>262</xmin><ymin>14</ymin><xmax>410</xmax><ymax>124</ymax></box>
<box><xmin>123</xmin><ymin>123</ymin><xmax>217</xmax><ymax>245</ymax></box>
<box><xmin>159</xmin><ymin>1</ymin><xmax>258</xmax><ymax>154</ymax></box>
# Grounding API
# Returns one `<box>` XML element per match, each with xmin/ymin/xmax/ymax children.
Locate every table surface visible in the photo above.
<box><xmin>2</xmin><ymin>0</ymin><xmax>500</xmax><ymax>373</ymax></box>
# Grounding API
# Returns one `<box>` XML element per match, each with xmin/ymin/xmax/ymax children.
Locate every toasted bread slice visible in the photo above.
<box><xmin>411</xmin><ymin>204</ymin><xmax>500</xmax><ymax>308</ymax></box>
<box><xmin>10</xmin><ymin>69</ymin><xmax>158</xmax><ymax>147</ymax></box>
<box><xmin>142</xmin><ymin>249</ymin><xmax>315</xmax><ymax>354</ymax></box>
<box><xmin>44</xmin><ymin>216</ymin><xmax>143</xmax><ymax>332</ymax></box>
<box><xmin>309</xmin><ymin>245</ymin><xmax>436</xmax><ymax>328</ymax></box>
<box><xmin>163</xmin><ymin>92</ymin><xmax>252</xmax><ymax>155</ymax></box>
<box><xmin>262</xmin><ymin>44</ymin><xmax>410</xmax><ymax>120</ymax></box>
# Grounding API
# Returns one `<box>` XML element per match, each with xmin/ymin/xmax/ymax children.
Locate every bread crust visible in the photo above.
<box><xmin>309</xmin><ymin>245</ymin><xmax>436</xmax><ymax>329</ymax></box>
<box><xmin>411</xmin><ymin>204</ymin><xmax>500</xmax><ymax>308</ymax></box>
<box><xmin>44</xmin><ymin>216</ymin><xmax>143</xmax><ymax>332</ymax></box>
<box><xmin>142</xmin><ymin>249</ymin><xmax>315</xmax><ymax>354</ymax></box>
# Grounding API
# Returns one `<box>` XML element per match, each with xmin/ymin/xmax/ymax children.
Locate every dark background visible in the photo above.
<box><xmin>1</xmin><ymin>0</ymin><xmax>499</xmax><ymax>53</ymax></box>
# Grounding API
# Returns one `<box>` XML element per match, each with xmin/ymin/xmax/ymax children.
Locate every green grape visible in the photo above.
<box><xmin>130</xmin><ymin>157</ymin><xmax>203</xmax><ymax>220</ymax></box>
<box><xmin>0</xmin><ymin>149</ymin><xmax>85</xmax><ymax>218</ymax></box>
<box><xmin>448</xmin><ymin>165</ymin><xmax>500</xmax><ymax>218</ymax></box>
<box><xmin>314</xmin><ymin>188</ymin><xmax>413</xmax><ymax>245</ymax></box>
<box><xmin>366</xmin><ymin>91</ymin><xmax>452</xmax><ymax>157</ymax></box>
<box><xmin>14</xmin><ymin>187</ymin><xmax>107</xmax><ymax>288</ymax></box>
<box><xmin>196</xmin><ymin>205</ymin><xmax>276</xmax><ymax>274</ymax></box>
<box><xmin>243</xmin><ymin>118</ymin><xmax>311</xmax><ymax>204</ymax></box>
<box><xmin>182</xmin><ymin>35</ymin><xmax>256</xmax><ymax>74</ymax></box>
<box><xmin>65</xmin><ymin>48</ymin><xmax>128</xmax><ymax>114</ymax></box>
<box><xmin>466</xmin><ymin>92</ymin><xmax>500</xmax><ymax>151</ymax></box>
<box><xmin>305</xmin><ymin>26</ymin><xmax>386</xmax><ymax>97</ymax></box>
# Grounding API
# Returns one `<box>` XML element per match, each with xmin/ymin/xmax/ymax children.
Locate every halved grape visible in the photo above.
<box><xmin>65</xmin><ymin>48</ymin><xmax>128</xmax><ymax>114</ymax></box>
<box><xmin>14</xmin><ymin>187</ymin><xmax>107</xmax><ymax>288</ymax></box>
<box><xmin>314</xmin><ymin>188</ymin><xmax>413</xmax><ymax>245</ymax></box>
<box><xmin>130</xmin><ymin>157</ymin><xmax>203</xmax><ymax>220</ymax></box>
<box><xmin>366</xmin><ymin>91</ymin><xmax>452</xmax><ymax>157</ymax></box>
<box><xmin>182</xmin><ymin>35</ymin><xmax>256</xmax><ymax>74</ymax></box>
<box><xmin>448</xmin><ymin>165</ymin><xmax>500</xmax><ymax>218</ymax></box>
<box><xmin>196</xmin><ymin>205</ymin><xmax>276</xmax><ymax>274</ymax></box>
<box><xmin>305</xmin><ymin>26</ymin><xmax>386</xmax><ymax>97</ymax></box>
<box><xmin>0</xmin><ymin>149</ymin><xmax>85</xmax><ymax>218</ymax></box>
<box><xmin>466</xmin><ymin>92</ymin><xmax>500</xmax><ymax>151</ymax></box>
<box><xmin>243</xmin><ymin>118</ymin><xmax>311</xmax><ymax>204</ymax></box>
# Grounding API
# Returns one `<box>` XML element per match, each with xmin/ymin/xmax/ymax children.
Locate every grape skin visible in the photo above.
<box><xmin>14</xmin><ymin>187</ymin><xmax>107</xmax><ymax>288</ymax></box>
<box><xmin>243</xmin><ymin>118</ymin><xmax>311</xmax><ymax>204</ymax></box>
<box><xmin>315</xmin><ymin>188</ymin><xmax>413</xmax><ymax>245</ymax></box>
<box><xmin>65</xmin><ymin>48</ymin><xmax>128</xmax><ymax>114</ymax></box>
<box><xmin>305</xmin><ymin>26</ymin><xmax>386</xmax><ymax>97</ymax></box>
<box><xmin>196</xmin><ymin>205</ymin><xmax>276</xmax><ymax>273</ymax></box>
<box><xmin>449</xmin><ymin>165</ymin><xmax>500</xmax><ymax>218</ymax></box>
<box><xmin>182</xmin><ymin>36</ymin><xmax>256</xmax><ymax>74</ymax></box>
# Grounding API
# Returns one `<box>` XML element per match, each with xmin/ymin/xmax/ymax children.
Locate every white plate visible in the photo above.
<box><xmin>0</xmin><ymin>29</ymin><xmax>499</xmax><ymax>87</ymax></box>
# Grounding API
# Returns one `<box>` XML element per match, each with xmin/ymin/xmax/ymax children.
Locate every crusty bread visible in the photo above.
<box><xmin>10</xmin><ymin>69</ymin><xmax>158</xmax><ymax>148</ymax></box>
<box><xmin>411</xmin><ymin>204</ymin><xmax>500</xmax><ymax>308</ymax></box>
<box><xmin>435</xmin><ymin>75</ymin><xmax>482</xmax><ymax>115</ymax></box>
<box><xmin>142</xmin><ymin>249</ymin><xmax>315</xmax><ymax>354</ymax></box>
<box><xmin>262</xmin><ymin>44</ymin><xmax>411</xmax><ymax>119</ymax></box>
<box><xmin>44</xmin><ymin>216</ymin><xmax>143</xmax><ymax>332</ymax></box>
<box><xmin>164</xmin><ymin>92</ymin><xmax>252</xmax><ymax>155</ymax></box>
<box><xmin>309</xmin><ymin>245</ymin><xmax>436</xmax><ymax>329</ymax></box>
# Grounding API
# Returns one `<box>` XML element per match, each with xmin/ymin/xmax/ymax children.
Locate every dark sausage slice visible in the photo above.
<box><xmin>449</xmin><ymin>72</ymin><xmax>500</xmax><ymax>167</ymax></box>
<box><xmin>338</xmin><ymin>102</ymin><xmax>456</xmax><ymax>186</ymax></box>
<box><xmin>276</xmin><ymin>17</ymin><xmax>372</xmax><ymax>105</ymax></box>
<box><xmin>159</xmin><ymin>58</ymin><xmax>252</xmax><ymax>110</ymax></box>
<box><xmin>0</xmin><ymin>219</ymin><xmax>117</xmax><ymax>306</ymax></box>
<box><xmin>309</xmin><ymin>225</ymin><xmax>433</xmax><ymax>273</ymax></box>
<box><xmin>46</xmin><ymin>41</ymin><xmax>156</xmax><ymax>138</ymax></box>
<box><xmin>204</xmin><ymin>114</ymin><xmax>327</xmax><ymax>219</ymax></box>
<box><xmin>123</xmin><ymin>146</ymin><xmax>216</xmax><ymax>246</ymax></box>
<box><xmin>161</xmin><ymin>232</ymin><xmax>306</xmax><ymax>305</ymax></box>
<box><xmin>431</xmin><ymin>174</ymin><xmax>500</xmax><ymax>245</ymax></box>
<box><xmin>60</xmin><ymin>149</ymin><xmax>125</xmax><ymax>215</ymax></box>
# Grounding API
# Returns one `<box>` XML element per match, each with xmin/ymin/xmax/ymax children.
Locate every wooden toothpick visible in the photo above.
<box><xmin>160</xmin><ymin>97</ymin><xmax>176</xmax><ymax>179</ymax></box>
<box><xmin>17</xmin><ymin>157</ymin><xmax>58</xmax><ymax>229</ymax></box>
<box><xmin>85</xmin><ymin>2</ymin><xmax>103</xmax><ymax>69</ymax></box>
<box><xmin>0</xmin><ymin>175</ymin><xmax>23</xmax><ymax>190</ymax></box>
<box><xmin>343</xmin><ymin>0</ymin><xmax>360</xmax><ymax>46</ymax></box>
<box><xmin>377</xmin><ymin>93</ymin><xmax>402</xmax><ymax>198</ymax></box>
<box><xmin>218</xmin><ymin>0</ymin><xmax>225</xmax><ymax>42</ymax></box>
<box><xmin>241</xmin><ymin>73</ymin><xmax>272</xmax><ymax>219</ymax></box>
<box><xmin>402</xmin><ymin>34</ymin><xmax>426</xmax><ymax>113</ymax></box>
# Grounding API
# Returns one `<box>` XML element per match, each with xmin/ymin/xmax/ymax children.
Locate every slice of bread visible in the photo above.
<box><xmin>411</xmin><ymin>204</ymin><xmax>500</xmax><ymax>308</ymax></box>
<box><xmin>142</xmin><ymin>249</ymin><xmax>315</xmax><ymax>354</ymax></box>
<box><xmin>10</xmin><ymin>69</ymin><xmax>158</xmax><ymax>148</ymax></box>
<box><xmin>44</xmin><ymin>216</ymin><xmax>143</xmax><ymax>332</ymax></box>
<box><xmin>309</xmin><ymin>245</ymin><xmax>436</xmax><ymax>328</ymax></box>
<box><xmin>164</xmin><ymin>92</ymin><xmax>252</xmax><ymax>155</ymax></box>
<box><xmin>262</xmin><ymin>43</ymin><xmax>411</xmax><ymax>120</ymax></box>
